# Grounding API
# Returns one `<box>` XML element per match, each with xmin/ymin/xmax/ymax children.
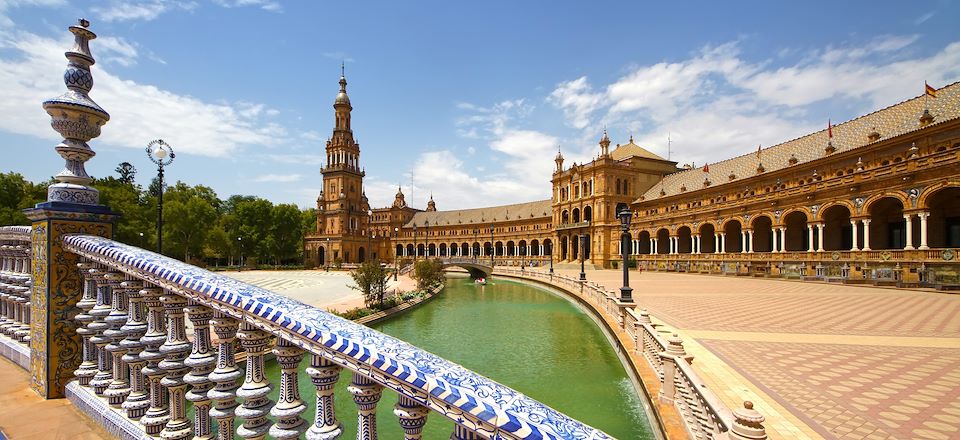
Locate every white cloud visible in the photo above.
<box><xmin>94</xmin><ymin>1</ymin><xmax>197</xmax><ymax>22</ymax></box>
<box><xmin>97</xmin><ymin>36</ymin><xmax>140</xmax><ymax>67</ymax></box>
<box><xmin>914</xmin><ymin>12</ymin><xmax>934</xmax><ymax>25</ymax></box>
<box><xmin>547</xmin><ymin>36</ymin><xmax>960</xmax><ymax>168</ymax></box>
<box><xmin>254</xmin><ymin>173</ymin><xmax>301</xmax><ymax>183</ymax></box>
<box><xmin>212</xmin><ymin>0</ymin><xmax>281</xmax><ymax>12</ymax></box>
<box><xmin>0</xmin><ymin>29</ymin><xmax>289</xmax><ymax>157</ymax></box>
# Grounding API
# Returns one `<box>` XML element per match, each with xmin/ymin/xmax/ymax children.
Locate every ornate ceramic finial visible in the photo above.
<box><xmin>42</xmin><ymin>19</ymin><xmax>110</xmax><ymax>205</ymax></box>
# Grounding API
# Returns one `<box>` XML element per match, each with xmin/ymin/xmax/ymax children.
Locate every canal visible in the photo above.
<box><xmin>263</xmin><ymin>275</ymin><xmax>655</xmax><ymax>438</ymax></box>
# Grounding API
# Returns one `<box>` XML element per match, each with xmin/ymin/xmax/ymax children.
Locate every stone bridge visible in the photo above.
<box><xmin>438</xmin><ymin>258</ymin><xmax>493</xmax><ymax>278</ymax></box>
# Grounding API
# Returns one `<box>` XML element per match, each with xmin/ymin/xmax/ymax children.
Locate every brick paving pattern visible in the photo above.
<box><xmin>544</xmin><ymin>268</ymin><xmax>960</xmax><ymax>440</ymax></box>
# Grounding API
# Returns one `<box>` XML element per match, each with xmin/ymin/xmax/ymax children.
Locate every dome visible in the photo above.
<box><xmin>335</xmin><ymin>75</ymin><xmax>350</xmax><ymax>105</ymax></box>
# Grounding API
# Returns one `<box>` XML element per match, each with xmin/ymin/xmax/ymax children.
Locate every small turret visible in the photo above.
<box><xmin>599</xmin><ymin>129</ymin><xmax>611</xmax><ymax>157</ymax></box>
<box><xmin>426</xmin><ymin>192</ymin><xmax>437</xmax><ymax>212</ymax></box>
<box><xmin>554</xmin><ymin>146</ymin><xmax>564</xmax><ymax>172</ymax></box>
<box><xmin>392</xmin><ymin>186</ymin><xmax>407</xmax><ymax>208</ymax></box>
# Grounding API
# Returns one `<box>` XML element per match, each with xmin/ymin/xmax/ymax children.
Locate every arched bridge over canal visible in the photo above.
<box><xmin>438</xmin><ymin>258</ymin><xmax>493</xmax><ymax>278</ymax></box>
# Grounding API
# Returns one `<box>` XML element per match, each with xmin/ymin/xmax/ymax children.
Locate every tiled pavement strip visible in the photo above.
<box><xmin>543</xmin><ymin>267</ymin><xmax>960</xmax><ymax>440</ymax></box>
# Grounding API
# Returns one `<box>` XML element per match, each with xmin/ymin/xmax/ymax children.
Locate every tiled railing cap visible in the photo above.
<box><xmin>61</xmin><ymin>234</ymin><xmax>611</xmax><ymax>440</ymax></box>
<box><xmin>0</xmin><ymin>226</ymin><xmax>31</xmax><ymax>241</ymax></box>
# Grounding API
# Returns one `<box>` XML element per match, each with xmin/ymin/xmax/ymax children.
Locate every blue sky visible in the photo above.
<box><xmin>2</xmin><ymin>1</ymin><xmax>959</xmax><ymax>210</ymax></box>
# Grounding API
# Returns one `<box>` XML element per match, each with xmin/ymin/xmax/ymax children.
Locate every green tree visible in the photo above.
<box><xmin>205</xmin><ymin>223</ymin><xmax>232</xmax><ymax>265</ymax></box>
<box><xmin>235</xmin><ymin>197</ymin><xmax>274</xmax><ymax>262</ymax></box>
<box><xmin>349</xmin><ymin>259</ymin><xmax>390</xmax><ymax>307</ymax></box>
<box><xmin>412</xmin><ymin>259</ymin><xmax>446</xmax><ymax>291</ymax></box>
<box><xmin>115</xmin><ymin>162</ymin><xmax>136</xmax><ymax>184</ymax></box>
<box><xmin>301</xmin><ymin>207</ymin><xmax>317</xmax><ymax>235</ymax></box>
<box><xmin>271</xmin><ymin>203</ymin><xmax>304</xmax><ymax>265</ymax></box>
<box><xmin>93</xmin><ymin>176</ymin><xmax>153</xmax><ymax>247</ymax></box>
<box><xmin>163</xmin><ymin>196</ymin><xmax>217</xmax><ymax>261</ymax></box>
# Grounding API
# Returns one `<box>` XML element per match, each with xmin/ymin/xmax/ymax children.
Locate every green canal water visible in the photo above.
<box><xmin>261</xmin><ymin>276</ymin><xmax>655</xmax><ymax>439</ymax></box>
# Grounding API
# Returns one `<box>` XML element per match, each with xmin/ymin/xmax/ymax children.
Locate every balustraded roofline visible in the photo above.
<box><xmin>60</xmin><ymin>234</ymin><xmax>612</xmax><ymax>440</ymax></box>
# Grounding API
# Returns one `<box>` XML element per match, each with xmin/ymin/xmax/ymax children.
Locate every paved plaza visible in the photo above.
<box><xmin>543</xmin><ymin>267</ymin><xmax>960</xmax><ymax>440</ymax></box>
<box><xmin>223</xmin><ymin>269</ymin><xmax>407</xmax><ymax>312</ymax></box>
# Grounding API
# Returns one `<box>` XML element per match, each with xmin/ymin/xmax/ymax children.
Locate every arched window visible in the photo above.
<box><xmin>616</xmin><ymin>179</ymin><xmax>621</xmax><ymax>194</ymax></box>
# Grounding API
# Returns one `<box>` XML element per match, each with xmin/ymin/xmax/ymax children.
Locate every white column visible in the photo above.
<box><xmin>714</xmin><ymin>233</ymin><xmax>720</xmax><ymax>253</ymax></box>
<box><xmin>652</xmin><ymin>238</ymin><xmax>658</xmax><ymax>254</ymax></box>
<box><xmin>851</xmin><ymin>220</ymin><xmax>860</xmax><ymax>251</ymax></box>
<box><xmin>527</xmin><ymin>245</ymin><xmax>532</xmax><ymax>256</ymax></box>
<box><xmin>808</xmin><ymin>226</ymin><xmax>815</xmax><ymax>251</ymax></box>
<box><xmin>720</xmin><ymin>233</ymin><xmax>726</xmax><ymax>253</ymax></box>
<box><xmin>618</xmin><ymin>241</ymin><xmax>622</xmax><ymax>256</ymax></box>
<box><xmin>815</xmin><ymin>223</ymin><xmax>824</xmax><ymax>252</ymax></box>
<box><xmin>904</xmin><ymin>214</ymin><xmax>915</xmax><ymax>250</ymax></box>
<box><xmin>862</xmin><ymin>219</ymin><xmax>872</xmax><ymax>251</ymax></box>
<box><xmin>918</xmin><ymin>212</ymin><xmax>930</xmax><ymax>250</ymax></box>
<box><xmin>747</xmin><ymin>230</ymin><xmax>754</xmax><ymax>253</ymax></box>
<box><xmin>741</xmin><ymin>231</ymin><xmax>747</xmax><ymax>253</ymax></box>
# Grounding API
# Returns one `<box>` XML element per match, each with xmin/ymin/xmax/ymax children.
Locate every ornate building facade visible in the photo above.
<box><xmin>306</xmin><ymin>77</ymin><xmax>960</xmax><ymax>285</ymax></box>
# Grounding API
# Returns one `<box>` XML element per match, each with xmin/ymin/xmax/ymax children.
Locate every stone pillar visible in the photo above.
<box><xmin>720</xmin><ymin>232</ymin><xmax>726</xmax><ymax>253</ymax></box>
<box><xmin>159</xmin><ymin>293</ymin><xmax>192</xmax><ymax>440</ymax></box>
<box><xmin>741</xmin><ymin>231</ymin><xmax>747</xmax><ymax>253</ymax></box>
<box><xmin>394</xmin><ymin>395</ymin><xmax>429</xmax><ymax>440</ymax></box>
<box><xmin>904</xmin><ymin>214</ymin><xmax>915</xmax><ymax>250</ymax></box>
<box><xmin>73</xmin><ymin>262</ymin><xmax>98</xmax><ymax>386</ymax></box>
<box><xmin>918</xmin><ymin>212</ymin><xmax>930</xmax><ymax>250</ymax></box>
<box><xmin>209</xmin><ymin>313</ymin><xmax>242</xmax><ymax>440</ymax></box>
<box><xmin>851</xmin><ymin>220</ymin><xmax>860</xmax><ymax>251</ymax></box>
<box><xmin>88</xmin><ymin>266</ymin><xmax>113</xmax><ymax>396</ymax></box>
<box><xmin>349</xmin><ymin>373</ymin><xmax>383</xmax><ymax>440</ymax></box>
<box><xmin>807</xmin><ymin>226</ymin><xmax>815</xmax><ymax>251</ymax></box>
<box><xmin>103</xmin><ymin>270</ymin><xmax>130</xmax><ymax>406</ymax></box>
<box><xmin>450</xmin><ymin>425</ymin><xmax>482</xmax><ymax>439</ymax></box>
<box><xmin>862</xmin><ymin>219</ymin><xmax>872</xmax><ymax>251</ymax></box>
<box><xmin>139</xmin><ymin>287</ymin><xmax>170</xmax><ymax>436</ymax></box>
<box><xmin>184</xmin><ymin>302</ymin><xmax>216</xmax><ymax>440</ymax></box>
<box><xmin>120</xmin><ymin>278</ymin><xmax>149</xmax><ymax>419</ymax></box>
<box><xmin>692</xmin><ymin>234</ymin><xmax>699</xmax><ymax>254</ymax></box>
<box><xmin>26</xmin><ymin>19</ymin><xmax>118</xmax><ymax>399</ymax></box>
<box><xmin>237</xmin><ymin>323</ymin><xmax>275</xmax><ymax>440</ymax></box>
<box><xmin>817</xmin><ymin>223</ymin><xmax>825</xmax><ymax>252</ymax></box>
<box><xmin>306</xmin><ymin>354</ymin><xmax>343</xmax><ymax>440</ymax></box>
<box><xmin>747</xmin><ymin>230</ymin><xmax>754</xmax><ymax>253</ymax></box>
<box><xmin>270</xmin><ymin>339</ymin><xmax>307</xmax><ymax>440</ymax></box>
<box><xmin>652</xmin><ymin>238</ymin><xmax>658</xmax><ymax>254</ymax></box>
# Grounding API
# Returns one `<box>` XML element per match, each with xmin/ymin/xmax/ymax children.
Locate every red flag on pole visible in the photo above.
<box><xmin>756</xmin><ymin>144</ymin><xmax>762</xmax><ymax>158</ymax></box>
<box><xmin>828</xmin><ymin>119</ymin><xmax>833</xmax><ymax>138</ymax></box>
<box><xmin>702</xmin><ymin>163</ymin><xmax>710</xmax><ymax>173</ymax></box>
<box><xmin>926</xmin><ymin>81</ymin><xmax>937</xmax><ymax>98</ymax></box>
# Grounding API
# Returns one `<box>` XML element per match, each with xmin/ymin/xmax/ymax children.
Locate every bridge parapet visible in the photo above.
<box><xmin>438</xmin><ymin>258</ymin><xmax>494</xmax><ymax>277</ymax></box>
<box><xmin>30</xmin><ymin>234</ymin><xmax>612</xmax><ymax>440</ymax></box>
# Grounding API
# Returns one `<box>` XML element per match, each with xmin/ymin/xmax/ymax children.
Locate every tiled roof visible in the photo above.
<box><xmin>610</xmin><ymin>139</ymin><xmax>667</xmax><ymax>161</ymax></box>
<box><xmin>404</xmin><ymin>199</ymin><xmax>552</xmax><ymax>228</ymax></box>
<box><xmin>638</xmin><ymin>81</ymin><xmax>960</xmax><ymax>202</ymax></box>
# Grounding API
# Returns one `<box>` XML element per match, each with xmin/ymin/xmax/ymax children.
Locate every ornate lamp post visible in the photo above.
<box><xmin>325</xmin><ymin>237</ymin><xmax>330</xmax><ymax>271</ymax></box>
<box><xmin>489</xmin><ymin>226</ymin><xmax>494</xmax><ymax>267</ymax></box>
<box><xmin>237</xmin><ymin>236</ymin><xmax>242</xmax><ymax>271</ymax></box>
<box><xmin>413</xmin><ymin>223</ymin><xmax>418</xmax><ymax>262</ymax></box>
<box><xmin>424</xmin><ymin>220</ymin><xmax>430</xmax><ymax>258</ymax></box>
<box><xmin>146</xmin><ymin>139</ymin><xmax>175</xmax><ymax>254</ymax></box>
<box><xmin>473</xmin><ymin>228</ymin><xmax>479</xmax><ymax>261</ymax></box>
<box><xmin>579</xmin><ymin>234</ymin><xmax>587</xmax><ymax>281</ymax></box>
<box><xmin>393</xmin><ymin>227</ymin><xmax>399</xmax><ymax>281</ymax></box>
<box><xmin>366</xmin><ymin>209</ymin><xmax>373</xmax><ymax>263</ymax></box>
<box><xmin>548</xmin><ymin>241</ymin><xmax>554</xmax><ymax>274</ymax></box>
<box><xmin>618</xmin><ymin>207</ymin><xmax>634</xmax><ymax>302</ymax></box>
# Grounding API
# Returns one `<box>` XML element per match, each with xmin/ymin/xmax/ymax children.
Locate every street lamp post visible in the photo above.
<box><xmin>425</xmin><ymin>220</ymin><xmax>430</xmax><ymax>258</ymax></box>
<box><xmin>146</xmin><ymin>139</ymin><xmax>175</xmax><ymax>254</ymax></box>
<box><xmin>618</xmin><ymin>207</ymin><xmax>634</xmax><ymax>302</ymax></box>
<box><xmin>413</xmin><ymin>223</ymin><xmax>418</xmax><ymax>262</ymax></box>
<box><xmin>325</xmin><ymin>237</ymin><xmax>330</xmax><ymax>271</ymax></box>
<box><xmin>366</xmin><ymin>209</ymin><xmax>373</xmax><ymax>263</ymax></box>
<box><xmin>579</xmin><ymin>234</ymin><xmax>587</xmax><ymax>281</ymax></box>
<box><xmin>548</xmin><ymin>241</ymin><xmax>554</xmax><ymax>274</ymax></box>
<box><xmin>237</xmin><ymin>236</ymin><xmax>242</xmax><ymax>271</ymax></box>
<box><xmin>138</xmin><ymin>232</ymin><xmax>144</xmax><ymax>248</ymax></box>
<box><xmin>393</xmin><ymin>227</ymin><xmax>399</xmax><ymax>281</ymax></box>
<box><xmin>473</xmin><ymin>228</ymin><xmax>478</xmax><ymax>262</ymax></box>
<box><xmin>489</xmin><ymin>226</ymin><xmax>494</xmax><ymax>267</ymax></box>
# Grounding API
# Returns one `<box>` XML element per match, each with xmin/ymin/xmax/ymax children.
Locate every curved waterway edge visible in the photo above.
<box><xmin>492</xmin><ymin>272</ymin><xmax>667</xmax><ymax>440</ymax></box>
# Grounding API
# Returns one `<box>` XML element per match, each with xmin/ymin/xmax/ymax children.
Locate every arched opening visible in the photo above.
<box><xmin>560</xmin><ymin>236</ymin><xmax>568</xmax><ymax>260</ymax></box>
<box><xmin>724</xmin><ymin>220</ymin><xmax>743</xmax><ymax>253</ymax></box>
<box><xmin>506</xmin><ymin>240</ymin><xmax>516</xmax><ymax>256</ymax></box>
<box><xmin>822</xmin><ymin>205</ymin><xmax>852</xmax><ymax>250</ymax></box>
<box><xmin>530</xmin><ymin>239</ymin><xmax>540</xmax><ymax>256</ymax></box>
<box><xmin>926</xmin><ymin>187</ymin><xmax>960</xmax><ymax>248</ymax></box>
<box><xmin>784</xmin><ymin>211</ymin><xmax>808</xmax><ymax>251</ymax></box>
<box><xmin>319</xmin><ymin>246</ymin><xmax>326</xmax><ymax>266</ymax></box>
<box><xmin>543</xmin><ymin>239</ymin><xmax>553</xmax><ymax>256</ymax></box>
<box><xmin>427</xmin><ymin>243</ymin><xmax>436</xmax><ymax>257</ymax></box>
<box><xmin>483</xmin><ymin>242</ymin><xmax>492</xmax><ymax>257</ymax></box>
<box><xmin>495</xmin><ymin>241</ymin><xmax>504</xmax><ymax>256</ymax></box>
<box><xmin>561</xmin><ymin>210</ymin><xmax>569</xmax><ymax>224</ymax></box>
<box><xmin>637</xmin><ymin>231</ymin><xmax>651</xmax><ymax>254</ymax></box>
<box><xmin>395</xmin><ymin>244</ymin><xmax>402</xmax><ymax>258</ymax></box>
<box><xmin>572</xmin><ymin>208</ymin><xmax>581</xmax><ymax>223</ymax></box>
<box><xmin>869</xmin><ymin>197</ymin><xmax>906</xmax><ymax>249</ymax></box>
<box><xmin>616</xmin><ymin>179</ymin><xmax>621</xmax><ymax>195</ymax></box>
<box><xmin>583</xmin><ymin>206</ymin><xmax>593</xmax><ymax>222</ymax></box>
<box><xmin>677</xmin><ymin>226</ymin><xmax>692</xmax><ymax>253</ymax></box>
<box><xmin>699</xmin><ymin>224</ymin><xmax>716</xmax><ymax>253</ymax></box>
<box><xmin>358</xmin><ymin>246</ymin><xmax>365</xmax><ymax>263</ymax></box>
<box><xmin>417</xmin><ymin>243</ymin><xmax>425</xmax><ymax>257</ymax></box>
<box><xmin>571</xmin><ymin>235</ymin><xmax>580</xmax><ymax>260</ymax></box>
<box><xmin>518</xmin><ymin>240</ymin><xmax>528</xmax><ymax>257</ymax></box>
<box><xmin>581</xmin><ymin>234</ymin><xmax>591</xmax><ymax>260</ymax></box>
<box><xmin>656</xmin><ymin>228</ymin><xmax>670</xmax><ymax>255</ymax></box>
<box><xmin>406</xmin><ymin>244</ymin><xmax>414</xmax><ymax>257</ymax></box>
<box><xmin>751</xmin><ymin>216</ymin><xmax>773</xmax><ymax>252</ymax></box>
<box><xmin>439</xmin><ymin>243</ymin><xmax>448</xmax><ymax>257</ymax></box>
